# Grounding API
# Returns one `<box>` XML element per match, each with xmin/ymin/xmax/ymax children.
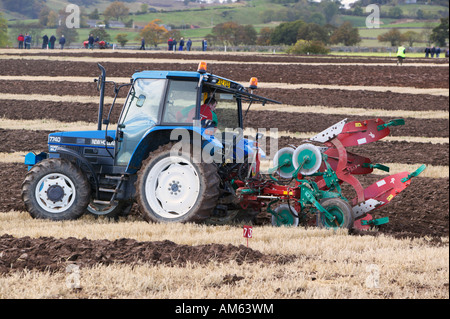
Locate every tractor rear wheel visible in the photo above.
<box><xmin>21</xmin><ymin>158</ymin><xmax>91</xmax><ymax>220</ymax></box>
<box><xmin>317</xmin><ymin>198</ymin><xmax>354</xmax><ymax>230</ymax></box>
<box><xmin>136</xmin><ymin>143</ymin><xmax>220</xmax><ymax>223</ymax></box>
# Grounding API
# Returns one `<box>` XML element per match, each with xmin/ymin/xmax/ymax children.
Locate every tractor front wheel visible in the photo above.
<box><xmin>136</xmin><ymin>143</ymin><xmax>220</xmax><ymax>223</ymax></box>
<box><xmin>21</xmin><ymin>158</ymin><xmax>91</xmax><ymax>220</ymax></box>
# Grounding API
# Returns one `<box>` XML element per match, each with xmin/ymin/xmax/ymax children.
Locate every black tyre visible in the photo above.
<box><xmin>136</xmin><ymin>143</ymin><xmax>220</xmax><ymax>223</ymax></box>
<box><xmin>317</xmin><ymin>198</ymin><xmax>354</xmax><ymax>230</ymax></box>
<box><xmin>21</xmin><ymin>158</ymin><xmax>91</xmax><ymax>220</ymax></box>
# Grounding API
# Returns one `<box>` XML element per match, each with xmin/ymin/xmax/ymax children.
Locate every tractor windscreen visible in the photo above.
<box><xmin>116</xmin><ymin>78</ymin><xmax>166</xmax><ymax>166</ymax></box>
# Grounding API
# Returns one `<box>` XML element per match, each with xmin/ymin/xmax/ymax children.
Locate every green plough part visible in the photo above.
<box><xmin>363</xmin><ymin>163</ymin><xmax>390</xmax><ymax>172</ymax></box>
<box><xmin>377</xmin><ymin>118</ymin><xmax>405</xmax><ymax>131</ymax></box>
<box><xmin>361</xmin><ymin>217</ymin><xmax>389</xmax><ymax>226</ymax></box>
<box><xmin>401</xmin><ymin>164</ymin><xmax>427</xmax><ymax>183</ymax></box>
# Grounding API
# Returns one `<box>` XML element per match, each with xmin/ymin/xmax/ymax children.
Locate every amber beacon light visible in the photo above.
<box><xmin>197</xmin><ymin>61</ymin><xmax>207</xmax><ymax>74</ymax></box>
<box><xmin>249</xmin><ymin>77</ymin><xmax>258</xmax><ymax>89</ymax></box>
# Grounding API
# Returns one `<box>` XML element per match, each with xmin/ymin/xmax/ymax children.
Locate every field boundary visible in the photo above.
<box><xmin>1</xmin><ymin>54</ymin><xmax>448</xmax><ymax>68</ymax></box>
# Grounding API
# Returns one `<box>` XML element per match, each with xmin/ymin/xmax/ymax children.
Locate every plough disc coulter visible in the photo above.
<box><xmin>237</xmin><ymin>118</ymin><xmax>426</xmax><ymax>230</ymax></box>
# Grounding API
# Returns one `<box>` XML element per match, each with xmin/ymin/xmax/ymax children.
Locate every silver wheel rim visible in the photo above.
<box><xmin>35</xmin><ymin>173</ymin><xmax>76</xmax><ymax>214</ymax></box>
<box><xmin>145</xmin><ymin>156</ymin><xmax>200</xmax><ymax>220</ymax></box>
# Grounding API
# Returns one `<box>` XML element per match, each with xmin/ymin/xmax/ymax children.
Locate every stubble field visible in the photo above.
<box><xmin>0</xmin><ymin>49</ymin><xmax>448</xmax><ymax>300</ymax></box>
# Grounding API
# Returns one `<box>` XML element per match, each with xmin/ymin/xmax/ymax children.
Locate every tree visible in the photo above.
<box><xmin>402</xmin><ymin>31</ymin><xmax>422</xmax><ymax>47</ymax></box>
<box><xmin>377</xmin><ymin>28</ymin><xmax>405</xmax><ymax>47</ymax></box>
<box><xmin>330</xmin><ymin>21</ymin><xmax>361</xmax><ymax>46</ymax></box>
<box><xmin>431</xmin><ymin>17</ymin><xmax>449</xmax><ymax>47</ymax></box>
<box><xmin>270</xmin><ymin>20</ymin><xmax>305</xmax><ymax>45</ymax></box>
<box><xmin>39</xmin><ymin>7</ymin><xmax>51</xmax><ymax>26</ymax></box>
<box><xmin>104</xmin><ymin>1</ymin><xmax>130</xmax><ymax>21</ymax></box>
<box><xmin>88</xmin><ymin>8</ymin><xmax>100</xmax><ymax>20</ymax></box>
<box><xmin>0</xmin><ymin>13</ymin><xmax>9</xmax><ymax>48</ymax></box>
<box><xmin>212</xmin><ymin>22</ymin><xmax>240</xmax><ymax>46</ymax></box>
<box><xmin>212</xmin><ymin>22</ymin><xmax>257</xmax><ymax>46</ymax></box>
<box><xmin>321</xmin><ymin>0</ymin><xmax>341</xmax><ymax>24</ymax></box>
<box><xmin>297</xmin><ymin>23</ymin><xmax>331</xmax><ymax>44</ymax></box>
<box><xmin>115</xmin><ymin>33</ymin><xmax>128</xmax><ymax>47</ymax></box>
<box><xmin>47</xmin><ymin>11</ymin><xmax>59</xmax><ymax>28</ymax></box>
<box><xmin>140</xmin><ymin>19</ymin><xmax>168</xmax><ymax>47</ymax></box>
<box><xmin>257</xmin><ymin>27</ymin><xmax>273</xmax><ymax>45</ymax></box>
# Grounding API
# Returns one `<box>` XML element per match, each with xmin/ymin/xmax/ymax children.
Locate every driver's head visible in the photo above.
<box><xmin>207</xmin><ymin>97</ymin><xmax>217</xmax><ymax>110</ymax></box>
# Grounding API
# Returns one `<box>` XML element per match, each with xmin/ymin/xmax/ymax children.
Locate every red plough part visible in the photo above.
<box><xmin>236</xmin><ymin>118</ymin><xmax>426</xmax><ymax>230</ymax></box>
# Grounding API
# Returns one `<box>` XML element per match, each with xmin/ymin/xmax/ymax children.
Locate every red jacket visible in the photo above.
<box><xmin>18</xmin><ymin>35</ymin><xmax>25</xmax><ymax>42</ymax></box>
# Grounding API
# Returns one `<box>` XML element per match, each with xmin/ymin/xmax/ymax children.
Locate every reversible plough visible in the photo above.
<box><xmin>234</xmin><ymin>118</ymin><xmax>426</xmax><ymax>230</ymax></box>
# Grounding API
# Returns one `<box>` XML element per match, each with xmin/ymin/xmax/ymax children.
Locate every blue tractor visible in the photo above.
<box><xmin>22</xmin><ymin>63</ymin><xmax>280</xmax><ymax>223</ymax></box>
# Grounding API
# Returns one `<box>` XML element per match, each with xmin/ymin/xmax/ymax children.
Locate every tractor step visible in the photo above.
<box><xmin>105</xmin><ymin>175</ymin><xmax>128</xmax><ymax>181</ymax></box>
<box><xmin>93</xmin><ymin>199</ymin><xmax>115</xmax><ymax>205</ymax></box>
<box><xmin>99</xmin><ymin>187</ymin><xmax>121</xmax><ymax>194</ymax></box>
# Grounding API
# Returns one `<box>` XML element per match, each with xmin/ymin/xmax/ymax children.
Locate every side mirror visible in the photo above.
<box><xmin>136</xmin><ymin>94</ymin><xmax>146</xmax><ymax>107</ymax></box>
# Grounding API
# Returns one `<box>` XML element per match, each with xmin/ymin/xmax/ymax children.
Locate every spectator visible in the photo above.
<box><xmin>88</xmin><ymin>34</ymin><xmax>95</xmax><ymax>49</ymax></box>
<box><xmin>179</xmin><ymin>37</ymin><xmax>184</xmax><ymax>51</ymax></box>
<box><xmin>49</xmin><ymin>35</ymin><xmax>56</xmax><ymax>49</ymax></box>
<box><xmin>24</xmin><ymin>33</ymin><xmax>32</xmax><ymax>49</ymax></box>
<box><xmin>139</xmin><ymin>37</ymin><xmax>145</xmax><ymax>50</ymax></box>
<box><xmin>396</xmin><ymin>44</ymin><xmax>406</xmax><ymax>66</ymax></box>
<box><xmin>202</xmin><ymin>39</ymin><xmax>207</xmax><ymax>52</ymax></box>
<box><xmin>430</xmin><ymin>46</ymin><xmax>436</xmax><ymax>58</ymax></box>
<box><xmin>445</xmin><ymin>48</ymin><xmax>449</xmax><ymax>58</ymax></box>
<box><xmin>186</xmin><ymin>38</ymin><xmax>192</xmax><ymax>51</ymax></box>
<box><xmin>424</xmin><ymin>47</ymin><xmax>430</xmax><ymax>58</ymax></box>
<box><xmin>17</xmin><ymin>34</ymin><xmax>25</xmax><ymax>49</ymax></box>
<box><xmin>42</xmin><ymin>35</ymin><xmax>49</xmax><ymax>49</ymax></box>
<box><xmin>59</xmin><ymin>35</ymin><xmax>66</xmax><ymax>50</ymax></box>
<box><xmin>436</xmin><ymin>47</ymin><xmax>441</xmax><ymax>58</ymax></box>
<box><xmin>168</xmin><ymin>37</ymin><xmax>173</xmax><ymax>51</ymax></box>
<box><xmin>173</xmin><ymin>38</ymin><xmax>177</xmax><ymax>51</ymax></box>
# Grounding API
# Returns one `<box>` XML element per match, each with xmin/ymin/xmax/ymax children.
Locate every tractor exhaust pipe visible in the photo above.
<box><xmin>96</xmin><ymin>63</ymin><xmax>106</xmax><ymax>131</ymax></box>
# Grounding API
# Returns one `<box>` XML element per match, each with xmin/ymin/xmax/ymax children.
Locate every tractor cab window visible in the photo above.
<box><xmin>213</xmin><ymin>93</ymin><xmax>241</xmax><ymax>131</ymax></box>
<box><xmin>116</xmin><ymin>78</ymin><xmax>166</xmax><ymax>166</ymax></box>
<box><xmin>162</xmin><ymin>80</ymin><xmax>198</xmax><ymax>124</ymax></box>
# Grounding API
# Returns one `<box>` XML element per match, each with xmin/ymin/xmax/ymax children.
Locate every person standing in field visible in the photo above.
<box><xmin>168</xmin><ymin>37</ymin><xmax>173</xmax><ymax>51</ymax></box>
<box><xmin>42</xmin><ymin>35</ymin><xmax>49</xmax><ymax>49</ymax></box>
<box><xmin>18</xmin><ymin>34</ymin><xmax>25</xmax><ymax>49</ymax></box>
<box><xmin>59</xmin><ymin>35</ymin><xmax>66</xmax><ymax>50</ymax></box>
<box><xmin>202</xmin><ymin>39</ymin><xmax>207</xmax><ymax>51</ymax></box>
<box><xmin>186</xmin><ymin>38</ymin><xmax>192</xmax><ymax>51</ymax></box>
<box><xmin>179</xmin><ymin>37</ymin><xmax>185</xmax><ymax>51</ymax></box>
<box><xmin>140</xmin><ymin>37</ymin><xmax>145</xmax><ymax>50</ymax></box>
<box><xmin>396</xmin><ymin>44</ymin><xmax>406</xmax><ymax>66</ymax></box>
<box><xmin>24</xmin><ymin>33</ymin><xmax>32</xmax><ymax>49</ymax></box>
<box><xmin>49</xmin><ymin>35</ymin><xmax>56</xmax><ymax>49</ymax></box>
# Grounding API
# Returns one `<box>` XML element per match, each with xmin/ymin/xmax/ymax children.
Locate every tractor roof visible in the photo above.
<box><xmin>132</xmin><ymin>69</ymin><xmax>280</xmax><ymax>106</ymax></box>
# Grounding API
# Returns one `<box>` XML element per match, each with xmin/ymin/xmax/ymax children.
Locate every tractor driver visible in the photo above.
<box><xmin>177</xmin><ymin>96</ymin><xmax>218</xmax><ymax>128</ymax></box>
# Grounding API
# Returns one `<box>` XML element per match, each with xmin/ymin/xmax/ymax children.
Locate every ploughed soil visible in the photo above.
<box><xmin>0</xmin><ymin>59</ymin><xmax>448</xmax><ymax>89</ymax></box>
<box><xmin>1</xmin><ymin>80</ymin><xmax>449</xmax><ymax>111</ymax></box>
<box><xmin>0</xmin><ymin>233</ymin><xmax>295</xmax><ymax>274</ymax></box>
